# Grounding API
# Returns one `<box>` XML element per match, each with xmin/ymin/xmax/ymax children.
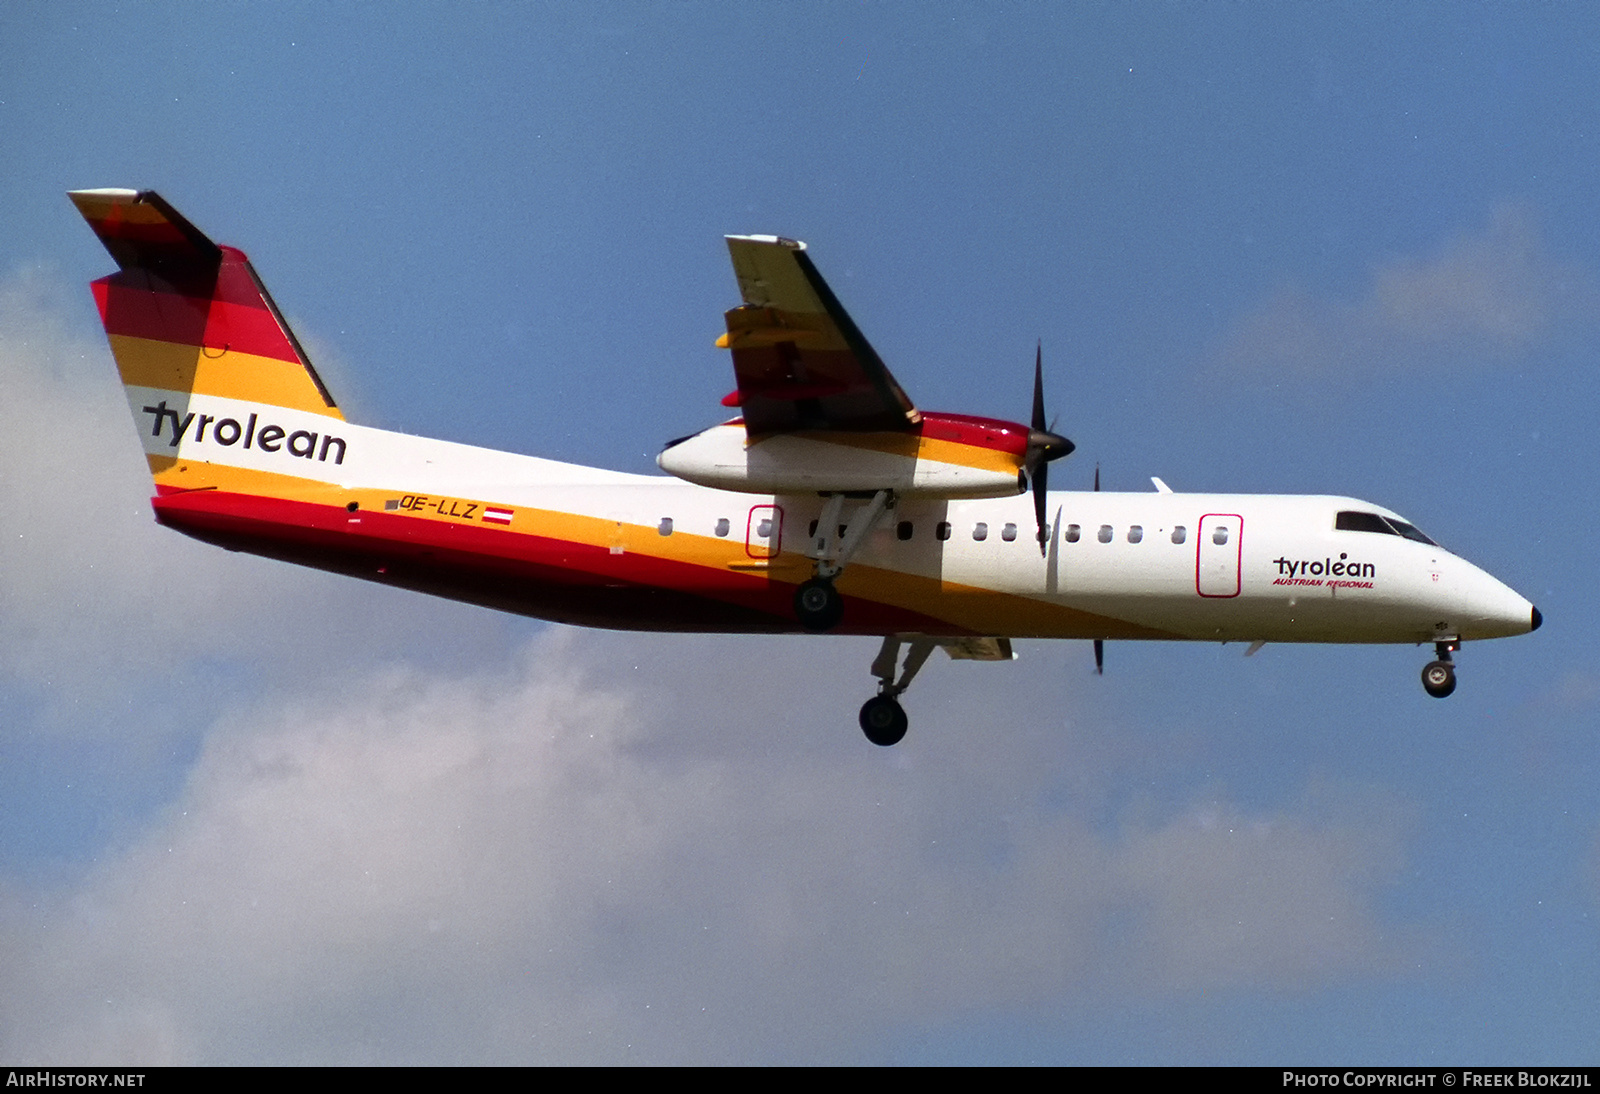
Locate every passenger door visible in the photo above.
<box><xmin>1196</xmin><ymin>513</ymin><xmax>1242</xmax><ymax>597</ymax></box>
<box><xmin>745</xmin><ymin>505</ymin><xmax>783</xmax><ymax>559</ymax></box>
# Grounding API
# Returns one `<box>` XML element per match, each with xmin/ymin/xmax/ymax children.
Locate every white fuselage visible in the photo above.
<box><xmin>576</xmin><ymin>483</ymin><xmax>1532</xmax><ymax>643</ymax></box>
<box><xmin>134</xmin><ymin>388</ymin><xmax>1535</xmax><ymax>644</ymax></box>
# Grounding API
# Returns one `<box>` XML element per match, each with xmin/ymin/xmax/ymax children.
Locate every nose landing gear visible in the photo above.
<box><xmin>859</xmin><ymin>694</ymin><xmax>909</xmax><ymax>747</ymax></box>
<box><xmin>1422</xmin><ymin>640</ymin><xmax>1458</xmax><ymax>698</ymax></box>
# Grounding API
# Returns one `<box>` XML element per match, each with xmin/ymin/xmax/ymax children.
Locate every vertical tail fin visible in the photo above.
<box><xmin>70</xmin><ymin>189</ymin><xmax>344</xmax><ymax>487</ymax></box>
<box><xmin>71</xmin><ymin>189</ymin><xmax>340</xmax><ymax>416</ymax></box>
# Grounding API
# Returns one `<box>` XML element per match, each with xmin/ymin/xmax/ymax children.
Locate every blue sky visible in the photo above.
<box><xmin>0</xmin><ymin>3</ymin><xmax>1594</xmax><ymax>1065</ymax></box>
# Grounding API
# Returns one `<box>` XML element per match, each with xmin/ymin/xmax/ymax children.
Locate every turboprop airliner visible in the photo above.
<box><xmin>70</xmin><ymin>189</ymin><xmax>1541</xmax><ymax>746</ymax></box>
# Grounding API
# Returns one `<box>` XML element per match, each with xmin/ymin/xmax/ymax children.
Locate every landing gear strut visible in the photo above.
<box><xmin>795</xmin><ymin>490</ymin><xmax>894</xmax><ymax>631</ymax></box>
<box><xmin>858</xmin><ymin>635</ymin><xmax>935</xmax><ymax>746</ymax></box>
<box><xmin>1422</xmin><ymin>640</ymin><xmax>1458</xmax><ymax>699</ymax></box>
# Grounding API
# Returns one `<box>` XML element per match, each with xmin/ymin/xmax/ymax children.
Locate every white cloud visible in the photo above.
<box><xmin>1218</xmin><ymin>205</ymin><xmax>1598</xmax><ymax>375</ymax></box>
<box><xmin>0</xmin><ymin>631</ymin><xmax>1421</xmax><ymax>1064</ymax></box>
<box><xmin>1109</xmin><ymin>798</ymin><xmax>1407</xmax><ymax>991</ymax></box>
<box><xmin>0</xmin><ymin>270</ymin><xmax>522</xmax><ymax>734</ymax></box>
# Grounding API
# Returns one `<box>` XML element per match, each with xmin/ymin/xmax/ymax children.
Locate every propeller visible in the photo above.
<box><xmin>1025</xmin><ymin>343</ymin><xmax>1075</xmax><ymax>555</ymax></box>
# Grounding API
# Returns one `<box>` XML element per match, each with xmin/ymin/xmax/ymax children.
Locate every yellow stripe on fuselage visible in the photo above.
<box><xmin>149</xmin><ymin>460</ymin><xmax>794</xmax><ymax>578</ymax></box>
<box><xmin>146</xmin><ymin>457</ymin><xmax>349</xmax><ymax>497</ymax></box>
<box><xmin>149</xmin><ymin>457</ymin><xmax>1174</xmax><ymax>638</ymax></box>
<box><xmin>830</xmin><ymin>564</ymin><xmax>1180</xmax><ymax>639</ymax></box>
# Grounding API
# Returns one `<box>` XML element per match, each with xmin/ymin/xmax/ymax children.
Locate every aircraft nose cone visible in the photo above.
<box><xmin>1531</xmin><ymin>605</ymin><xmax>1543</xmax><ymax>632</ymax></box>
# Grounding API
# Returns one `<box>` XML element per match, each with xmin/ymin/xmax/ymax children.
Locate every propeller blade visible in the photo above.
<box><xmin>1094</xmin><ymin>639</ymin><xmax>1104</xmax><ymax>675</ymax></box>
<box><xmin>1032</xmin><ymin>343</ymin><xmax>1047</xmax><ymax>434</ymax></box>
<box><xmin>1025</xmin><ymin>343</ymin><xmax>1073</xmax><ymax>554</ymax></box>
<box><xmin>1024</xmin><ymin>345</ymin><xmax>1073</xmax><ymax>474</ymax></box>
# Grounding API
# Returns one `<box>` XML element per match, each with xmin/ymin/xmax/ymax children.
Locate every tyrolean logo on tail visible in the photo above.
<box><xmin>141</xmin><ymin>399</ymin><xmax>347</xmax><ymax>465</ymax></box>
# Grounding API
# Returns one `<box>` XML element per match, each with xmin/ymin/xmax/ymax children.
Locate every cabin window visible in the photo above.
<box><xmin>1001</xmin><ymin>523</ymin><xmax>1018</xmax><ymax>542</ymax></box>
<box><xmin>1127</xmin><ymin>525</ymin><xmax>1143</xmax><ymax>543</ymax></box>
<box><xmin>936</xmin><ymin>521</ymin><xmax>952</xmax><ymax>541</ymax></box>
<box><xmin>973</xmin><ymin>522</ymin><xmax>989</xmax><ymax>541</ymax></box>
<box><xmin>1065</xmin><ymin>523</ymin><xmax>1081</xmax><ymax>543</ymax></box>
<box><xmin>1097</xmin><ymin>525</ymin><xmax>1113</xmax><ymax>543</ymax></box>
<box><xmin>897</xmin><ymin>521</ymin><xmax>914</xmax><ymax>541</ymax></box>
<box><xmin>1171</xmin><ymin>525</ymin><xmax>1186</xmax><ymax>544</ymax></box>
<box><xmin>757</xmin><ymin>518</ymin><xmax>773</xmax><ymax>539</ymax></box>
<box><xmin>715</xmin><ymin>518</ymin><xmax>730</xmax><ymax>537</ymax></box>
<box><xmin>657</xmin><ymin>518</ymin><xmax>673</xmax><ymax>536</ymax></box>
<box><xmin>1212</xmin><ymin>525</ymin><xmax>1229</xmax><ymax>545</ymax></box>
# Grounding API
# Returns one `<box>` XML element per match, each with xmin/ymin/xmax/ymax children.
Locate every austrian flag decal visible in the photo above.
<box><xmin>482</xmin><ymin>506</ymin><xmax>515</xmax><ymax>525</ymax></box>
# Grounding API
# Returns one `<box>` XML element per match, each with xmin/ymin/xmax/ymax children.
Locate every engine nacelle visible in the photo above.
<box><xmin>657</xmin><ymin>413</ymin><xmax>1031</xmax><ymax>498</ymax></box>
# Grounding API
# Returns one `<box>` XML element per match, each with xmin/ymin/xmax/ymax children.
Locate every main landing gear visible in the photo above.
<box><xmin>1421</xmin><ymin>640</ymin><xmax>1458</xmax><ymax>698</ymax></box>
<box><xmin>859</xmin><ymin>635</ymin><xmax>936</xmax><ymax>746</ymax></box>
<box><xmin>794</xmin><ymin>578</ymin><xmax>843</xmax><ymax>631</ymax></box>
<box><xmin>795</xmin><ymin>489</ymin><xmax>895</xmax><ymax>632</ymax></box>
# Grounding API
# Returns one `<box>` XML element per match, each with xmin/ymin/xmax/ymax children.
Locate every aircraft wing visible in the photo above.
<box><xmin>719</xmin><ymin>236</ymin><xmax>919</xmax><ymax>436</ymax></box>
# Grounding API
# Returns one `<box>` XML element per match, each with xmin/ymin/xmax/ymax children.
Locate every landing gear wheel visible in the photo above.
<box><xmin>859</xmin><ymin>695</ymin><xmax>908</xmax><ymax>746</ymax></box>
<box><xmin>794</xmin><ymin>578</ymin><xmax>843</xmax><ymax>631</ymax></box>
<box><xmin>1422</xmin><ymin>660</ymin><xmax>1457</xmax><ymax>698</ymax></box>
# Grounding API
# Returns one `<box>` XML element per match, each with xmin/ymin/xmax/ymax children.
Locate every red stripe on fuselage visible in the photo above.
<box><xmin>149</xmin><ymin>490</ymin><xmax>963</xmax><ymax>635</ymax></box>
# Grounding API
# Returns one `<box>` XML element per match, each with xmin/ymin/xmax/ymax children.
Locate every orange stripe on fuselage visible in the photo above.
<box><xmin>147</xmin><ymin>456</ymin><xmax>350</xmax><ymax>496</ymax></box>
<box><xmin>144</xmin><ymin>472</ymin><xmax>1175</xmax><ymax>640</ymax></box>
<box><xmin>830</xmin><ymin>564</ymin><xmax>1178</xmax><ymax>640</ymax></box>
<box><xmin>745</xmin><ymin>428</ymin><xmax>1025</xmax><ymax>476</ymax></box>
<box><xmin>737</xmin><ymin>411</ymin><xmax>1030</xmax><ymax>474</ymax></box>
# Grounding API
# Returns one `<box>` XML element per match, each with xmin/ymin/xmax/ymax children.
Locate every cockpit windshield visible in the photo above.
<box><xmin>1335</xmin><ymin>510</ymin><xmax>1438</xmax><ymax>546</ymax></box>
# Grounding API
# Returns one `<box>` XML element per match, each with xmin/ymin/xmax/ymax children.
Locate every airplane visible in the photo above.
<box><xmin>69</xmin><ymin>189</ymin><xmax>1541</xmax><ymax>747</ymax></box>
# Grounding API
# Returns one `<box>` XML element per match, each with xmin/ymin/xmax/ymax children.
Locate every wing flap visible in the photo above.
<box><xmin>938</xmin><ymin>636</ymin><xmax>1015</xmax><ymax>661</ymax></box>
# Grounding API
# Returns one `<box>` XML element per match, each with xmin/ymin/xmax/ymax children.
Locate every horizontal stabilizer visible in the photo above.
<box><xmin>70</xmin><ymin>189</ymin><xmax>223</xmax><ymax>280</ymax></box>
